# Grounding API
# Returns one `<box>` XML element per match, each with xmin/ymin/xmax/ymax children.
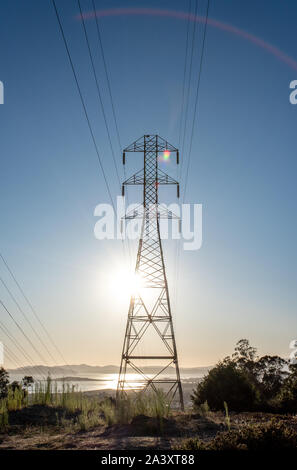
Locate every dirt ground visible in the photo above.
<box><xmin>1</xmin><ymin>410</ymin><xmax>296</xmax><ymax>450</ymax></box>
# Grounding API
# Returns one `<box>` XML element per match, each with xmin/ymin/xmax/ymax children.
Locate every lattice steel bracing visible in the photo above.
<box><xmin>117</xmin><ymin>135</ymin><xmax>184</xmax><ymax>410</ymax></box>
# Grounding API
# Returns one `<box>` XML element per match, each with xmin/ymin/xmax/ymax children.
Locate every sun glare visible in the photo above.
<box><xmin>109</xmin><ymin>269</ymin><xmax>145</xmax><ymax>300</ymax></box>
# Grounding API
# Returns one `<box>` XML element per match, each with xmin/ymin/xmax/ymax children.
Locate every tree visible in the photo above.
<box><xmin>10</xmin><ymin>380</ymin><xmax>22</xmax><ymax>392</ymax></box>
<box><xmin>231</xmin><ymin>340</ymin><xmax>287</xmax><ymax>404</ymax></box>
<box><xmin>192</xmin><ymin>340</ymin><xmax>289</xmax><ymax>412</ymax></box>
<box><xmin>231</xmin><ymin>339</ymin><xmax>258</xmax><ymax>384</ymax></box>
<box><xmin>191</xmin><ymin>361</ymin><xmax>258</xmax><ymax>411</ymax></box>
<box><xmin>233</xmin><ymin>339</ymin><xmax>258</xmax><ymax>363</ymax></box>
<box><xmin>22</xmin><ymin>376</ymin><xmax>34</xmax><ymax>388</ymax></box>
<box><xmin>254</xmin><ymin>355</ymin><xmax>288</xmax><ymax>401</ymax></box>
<box><xmin>0</xmin><ymin>367</ymin><xmax>9</xmax><ymax>399</ymax></box>
<box><xmin>277</xmin><ymin>364</ymin><xmax>297</xmax><ymax>412</ymax></box>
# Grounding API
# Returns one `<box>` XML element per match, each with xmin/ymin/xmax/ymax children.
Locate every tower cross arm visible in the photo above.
<box><xmin>123</xmin><ymin>134</ymin><xmax>178</xmax><ymax>154</ymax></box>
<box><xmin>123</xmin><ymin>169</ymin><xmax>179</xmax><ymax>186</ymax></box>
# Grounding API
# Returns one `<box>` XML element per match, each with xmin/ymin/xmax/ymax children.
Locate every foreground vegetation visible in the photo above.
<box><xmin>0</xmin><ymin>372</ymin><xmax>171</xmax><ymax>434</ymax></box>
<box><xmin>0</xmin><ymin>339</ymin><xmax>296</xmax><ymax>450</ymax></box>
<box><xmin>192</xmin><ymin>339</ymin><xmax>297</xmax><ymax>413</ymax></box>
<box><xmin>178</xmin><ymin>339</ymin><xmax>297</xmax><ymax>450</ymax></box>
<box><xmin>181</xmin><ymin>418</ymin><xmax>297</xmax><ymax>451</ymax></box>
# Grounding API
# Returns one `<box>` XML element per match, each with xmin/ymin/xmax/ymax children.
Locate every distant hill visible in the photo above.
<box><xmin>7</xmin><ymin>364</ymin><xmax>212</xmax><ymax>376</ymax></box>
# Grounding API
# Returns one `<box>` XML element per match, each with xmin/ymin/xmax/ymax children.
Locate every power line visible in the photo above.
<box><xmin>0</xmin><ymin>275</ymin><xmax>57</xmax><ymax>365</ymax></box>
<box><xmin>77</xmin><ymin>0</ymin><xmax>121</xmax><ymax>187</ymax></box>
<box><xmin>178</xmin><ymin>0</ymin><xmax>192</xmax><ymax>151</ymax></box>
<box><xmin>173</xmin><ymin>0</ymin><xmax>192</xmax><ymax>310</ymax></box>
<box><xmin>3</xmin><ymin>351</ymin><xmax>21</xmax><ymax>370</ymax></box>
<box><xmin>78</xmin><ymin>0</ymin><xmax>132</xmax><ymax>264</ymax></box>
<box><xmin>52</xmin><ymin>0</ymin><xmax>130</xmax><ymax>267</ymax></box>
<box><xmin>175</xmin><ymin>0</ymin><xmax>210</xmax><ymax>314</ymax></box>
<box><xmin>51</xmin><ymin>0</ymin><xmax>131</xmax><ymax>369</ymax></box>
<box><xmin>183</xmin><ymin>0</ymin><xmax>210</xmax><ymax>202</ymax></box>
<box><xmin>89</xmin><ymin>0</ymin><xmax>133</xmax><ymax>264</ymax></box>
<box><xmin>180</xmin><ymin>0</ymin><xmax>199</xmax><ymax>162</ymax></box>
<box><xmin>92</xmin><ymin>0</ymin><xmax>122</xmax><ymax>152</ymax></box>
<box><xmin>78</xmin><ymin>0</ymin><xmax>132</xmax><ymax>266</ymax></box>
<box><xmin>0</xmin><ymin>299</ymin><xmax>49</xmax><ymax>368</ymax></box>
<box><xmin>175</xmin><ymin>1</ymin><xmax>200</xmax><ymax>311</ymax></box>
<box><xmin>0</xmin><ymin>316</ymin><xmax>46</xmax><ymax>378</ymax></box>
<box><xmin>0</xmin><ymin>252</ymin><xmax>74</xmax><ymax>374</ymax></box>
<box><xmin>51</xmin><ymin>0</ymin><xmax>116</xmax><ymax>212</ymax></box>
<box><xmin>3</xmin><ymin>346</ymin><xmax>23</xmax><ymax>371</ymax></box>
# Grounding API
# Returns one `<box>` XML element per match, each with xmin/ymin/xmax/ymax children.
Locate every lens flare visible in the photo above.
<box><xmin>163</xmin><ymin>150</ymin><xmax>170</xmax><ymax>160</ymax></box>
<box><xmin>79</xmin><ymin>9</ymin><xmax>297</xmax><ymax>72</ymax></box>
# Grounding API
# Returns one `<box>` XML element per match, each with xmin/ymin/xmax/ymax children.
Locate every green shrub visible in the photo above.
<box><xmin>192</xmin><ymin>361</ymin><xmax>258</xmax><ymax>411</ymax></box>
<box><xmin>181</xmin><ymin>419</ymin><xmax>297</xmax><ymax>450</ymax></box>
<box><xmin>192</xmin><ymin>340</ymin><xmax>292</xmax><ymax>412</ymax></box>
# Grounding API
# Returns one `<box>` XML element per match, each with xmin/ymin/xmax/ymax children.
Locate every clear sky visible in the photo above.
<box><xmin>0</xmin><ymin>0</ymin><xmax>296</xmax><ymax>368</ymax></box>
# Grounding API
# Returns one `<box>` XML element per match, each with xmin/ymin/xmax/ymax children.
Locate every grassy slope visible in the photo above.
<box><xmin>1</xmin><ymin>406</ymin><xmax>297</xmax><ymax>450</ymax></box>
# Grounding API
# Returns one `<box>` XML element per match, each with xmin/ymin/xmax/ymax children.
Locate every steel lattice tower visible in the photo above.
<box><xmin>117</xmin><ymin>135</ymin><xmax>184</xmax><ymax>410</ymax></box>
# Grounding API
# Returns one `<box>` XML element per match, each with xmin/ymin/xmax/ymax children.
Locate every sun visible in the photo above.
<box><xmin>108</xmin><ymin>269</ymin><xmax>145</xmax><ymax>300</ymax></box>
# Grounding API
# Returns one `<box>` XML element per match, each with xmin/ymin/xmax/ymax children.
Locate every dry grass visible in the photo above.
<box><xmin>0</xmin><ymin>378</ymin><xmax>172</xmax><ymax>434</ymax></box>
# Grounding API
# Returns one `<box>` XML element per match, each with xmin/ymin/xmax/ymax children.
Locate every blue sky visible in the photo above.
<box><xmin>0</xmin><ymin>0</ymin><xmax>296</xmax><ymax>367</ymax></box>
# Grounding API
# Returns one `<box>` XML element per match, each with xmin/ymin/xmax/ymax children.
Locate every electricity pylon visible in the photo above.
<box><xmin>117</xmin><ymin>135</ymin><xmax>184</xmax><ymax>410</ymax></box>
